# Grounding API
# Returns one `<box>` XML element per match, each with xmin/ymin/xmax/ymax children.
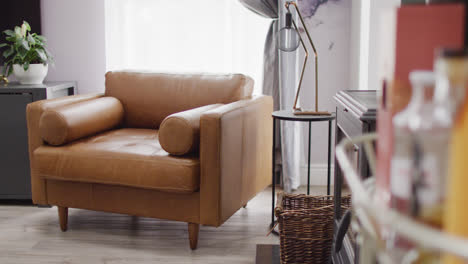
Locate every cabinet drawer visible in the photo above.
<box><xmin>336</xmin><ymin>103</ymin><xmax>363</xmax><ymax>139</ymax></box>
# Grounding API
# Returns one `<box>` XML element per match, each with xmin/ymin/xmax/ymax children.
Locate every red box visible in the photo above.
<box><xmin>376</xmin><ymin>3</ymin><xmax>466</xmax><ymax>205</ymax></box>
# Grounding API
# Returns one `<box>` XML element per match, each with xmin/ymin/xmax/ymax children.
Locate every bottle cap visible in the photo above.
<box><xmin>409</xmin><ymin>70</ymin><xmax>435</xmax><ymax>87</ymax></box>
<box><xmin>438</xmin><ymin>48</ymin><xmax>468</xmax><ymax>58</ymax></box>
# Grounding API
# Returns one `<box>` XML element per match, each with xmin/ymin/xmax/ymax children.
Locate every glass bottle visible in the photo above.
<box><xmin>386</xmin><ymin>71</ymin><xmax>437</xmax><ymax>262</ymax></box>
<box><xmin>387</xmin><ymin>50</ymin><xmax>468</xmax><ymax>264</ymax></box>
<box><xmin>390</xmin><ymin>70</ymin><xmax>436</xmax><ymax>216</ymax></box>
<box><xmin>421</xmin><ymin>49</ymin><xmax>468</xmax><ymax>227</ymax></box>
<box><xmin>433</xmin><ymin>49</ymin><xmax>468</xmax><ymax>124</ymax></box>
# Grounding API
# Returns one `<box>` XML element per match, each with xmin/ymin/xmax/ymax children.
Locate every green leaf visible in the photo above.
<box><xmin>44</xmin><ymin>48</ymin><xmax>52</xmax><ymax>58</ymax></box>
<box><xmin>5</xmin><ymin>37</ymin><xmax>16</xmax><ymax>42</ymax></box>
<box><xmin>27</xmin><ymin>34</ymin><xmax>35</xmax><ymax>45</ymax></box>
<box><xmin>23</xmin><ymin>62</ymin><xmax>30</xmax><ymax>71</ymax></box>
<box><xmin>5</xmin><ymin>36</ymin><xmax>16</xmax><ymax>42</ymax></box>
<box><xmin>35</xmin><ymin>35</ymin><xmax>46</xmax><ymax>42</ymax></box>
<box><xmin>3</xmin><ymin>47</ymin><xmax>13</xmax><ymax>58</ymax></box>
<box><xmin>18</xmin><ymin>47</ymin><xmax>27</xmax><ymax>59</ymax></box>
<box><xmin>20</xmin><ymin>39</ymin><xmax>30</xmax><ymax>50</ymax></box>
<box><xmin>36</xmin><ymin>49</ymin><xmax>47</xmax><ymax>61</ymax></box>
<box><xmin>33</xmin><ymin>39</ymin><xmax>43</xmax><ymax>46</ymax></box>
<box><xmin>0</xmin><ymin>43</ymin><xmax>7</xmax><ymax>48</ymax></box>
<box><xmin>7</xmin><ymin>65</ymin><xmax>13</xmax><ymax>76</ymax></box>
<box><xmin>22</xmin><ymin>21</ymin><xmax>31</xmax><ymax>32</ymax></box>
<box><xmin>14</xmin><ymin>26</ymin><xmax>21</xmax><ymax>37</ymax></box>
<box><xmin>20</xmin><ymin>23</ymin><xmax>30</xmax><ymax>38</ymax></box>
<box><xmin>3</xmin><ymin>30</ymin><xmax>14</xmax><ymax>37</ymax></box>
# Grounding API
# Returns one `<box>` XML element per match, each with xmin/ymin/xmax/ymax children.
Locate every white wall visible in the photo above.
<box><xmin>41</xmin><ymin>0</ymin><xmax>106</xmax><ymax>94</ymax></box>
<box><xmin>297</xmin><ymin>0</ymin><xmax>352</xmax><ymax>186</ymax></box>
<box><xmin>368</xmin><ymin>0</ymin><xmax>400</xmax><ymax>91</ymax></box>
<box><xmin>349</xmin><ymin>0</ymin><xmax>362</xmax><ymax>91</ymax></box>
<box><xmin>348</xmin><ymin>0</ymin><xmax>400</xmax><ymax>91</ymax></box>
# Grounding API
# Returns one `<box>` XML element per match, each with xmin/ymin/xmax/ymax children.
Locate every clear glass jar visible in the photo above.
<box><xmin>387</xmin><ymin>71</ymin><xmax>436</xmax><ymax>261</ymax></box>
<box><xmin>417</xmin><ymin>49</ymin><xmax>468</xmax><ymax>227</ymax></box>
<box><xmin>386</xmin><ymin>50</ymin><xmax>468</xmax><ymax>263</ymax></box>
<box><xmin>390</xmin><ymin>70</ymin><xmax>436</xmax><ymax>216</ymax></box>
<box><xmin>434</xmin><ymin>49</ymin><xmax>468</xmax><ymax>123</ymax></box>
<box><xmin>390</xmin><ymin>50</ymin><xmax>468</xmax><ymax>225</ymax></box>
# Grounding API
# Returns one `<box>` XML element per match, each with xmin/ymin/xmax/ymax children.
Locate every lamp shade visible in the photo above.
<box><xmin>278</xmin><ymin>11</ymin><xmax>300</xmax><ymax>52</ymax></box>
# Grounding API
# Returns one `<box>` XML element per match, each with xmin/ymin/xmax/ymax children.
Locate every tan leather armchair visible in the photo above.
<box><xmin>26</xmin><ymin>71</ymin><xmax>273</xmax><ymax>249</ymax></box>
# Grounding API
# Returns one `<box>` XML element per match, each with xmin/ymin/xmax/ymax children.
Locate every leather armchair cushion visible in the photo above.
<box><xmin>105</xmin><ymin>71</ymin><xmax>254</xmax><ymax>128</ymax></box>
<box><xmin>34</xmin><ymin>128</ymin><xmax>200</xmax><ymax>193</ymax></box>
<box><xmin>39</xmin><ymin>97</ymin><xmax>124</xmax><ymax>146</ymax></box>
<box><xmin>159</xmin><ymin>104</ymin><xmax>222</xmax><ymax>155</ymax></box>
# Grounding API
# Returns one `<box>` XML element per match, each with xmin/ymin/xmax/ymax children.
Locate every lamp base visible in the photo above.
<box><xmin>293</xmin><ymin>109</ymin><xmax>331</xmax><ymax>116</ymax></box>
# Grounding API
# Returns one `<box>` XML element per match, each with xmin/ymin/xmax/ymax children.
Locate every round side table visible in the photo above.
<box><xmin>271</xmin><ymin>110</ymin><xmax>336</xmax><ymax>230</ymax></box>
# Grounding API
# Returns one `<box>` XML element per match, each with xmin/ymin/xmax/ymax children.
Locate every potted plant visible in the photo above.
<box><xmin>0</xmin><ymin>21</ymin><xmax>53</xmax><ymax>84</ymax></box>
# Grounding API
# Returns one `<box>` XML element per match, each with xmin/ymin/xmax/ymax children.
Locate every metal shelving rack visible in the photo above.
<box><xmin>335</xmin><ymin>133</ymin><xmax>468</xmax><ymax>263</ymax></box>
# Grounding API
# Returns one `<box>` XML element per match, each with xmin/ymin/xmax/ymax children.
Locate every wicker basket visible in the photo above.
<box><xmin>275</xmin><ymin>192</ymin><xmax>351</xmax><ymax>264</ymax></box>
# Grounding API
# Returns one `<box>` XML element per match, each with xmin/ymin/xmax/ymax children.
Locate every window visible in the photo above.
<box><xmin>105</xmin><ymin>0</ymin><xmax>271</xmax><ymax>94</ymax></box>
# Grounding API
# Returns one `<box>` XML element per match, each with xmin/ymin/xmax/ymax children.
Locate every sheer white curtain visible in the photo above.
<box><xmin>105</xmin><ymin>0</ymin><xmax>271</xmax><ymax>94</ymax></box>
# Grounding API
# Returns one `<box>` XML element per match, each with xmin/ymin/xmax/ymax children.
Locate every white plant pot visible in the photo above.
<box><xmin>13</xmin><ymin>64</ymin><xmax>48</xmax><ymax>85</ymax></box>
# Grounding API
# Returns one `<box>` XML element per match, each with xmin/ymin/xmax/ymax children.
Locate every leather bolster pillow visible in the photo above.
<box><xmin>39</xmin><ymin>97</ymin><xmax>124</xmax><ymax>146</ymax></box>
<box><xmin>159</xmin><ymin>104</ymin><xmax>223</xmax><ymax>155</ymax></box>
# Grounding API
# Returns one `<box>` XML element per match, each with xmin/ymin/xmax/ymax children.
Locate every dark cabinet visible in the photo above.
<box><xmin>332</xmin><ymin>90</ymin><xmax>377</xmax><ymax>264</ymax></box>
<box><xmin>0</xmin><ymin>82</ymin><xmax>75</xmax><ymax>199</ymax></box>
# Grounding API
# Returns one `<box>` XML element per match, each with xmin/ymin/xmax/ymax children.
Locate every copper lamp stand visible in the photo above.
<box><xmin>283</xmin><ymin>1</ymin><xmax>330</xmax><ymax>116</ymax></box>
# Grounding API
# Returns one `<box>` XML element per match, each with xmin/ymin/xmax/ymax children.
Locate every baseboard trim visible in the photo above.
<box><xmin>300</xmin><ymin>164</ymin><xmax>335</xmax><ymax>186</ymax></box>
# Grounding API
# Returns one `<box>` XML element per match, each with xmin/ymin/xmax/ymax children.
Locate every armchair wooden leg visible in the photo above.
<box><xmin>58</xmin><ymin>206</ymin><xmax>68</xmax><ymax>232</ymax></box>
<box><xmin>188</xmin><ymin>223</ymin><xmax>199</xmax><ymax>250</ymax></box>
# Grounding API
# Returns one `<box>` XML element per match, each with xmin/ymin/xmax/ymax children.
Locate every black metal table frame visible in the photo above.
<box><xmin>271</xmin><ymin>111</ymin><xmax>336</xmax><ymax>229</ymax></box>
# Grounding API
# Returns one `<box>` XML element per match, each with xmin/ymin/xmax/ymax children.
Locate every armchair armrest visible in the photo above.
<box><xmin>200</xmin><ymin>95</ymin><xmax>273</xmax><ymax>226</ymax></box>
<box><xmin>39</xmin><ymin>97</ymin><xmax>124</xmax><ymax>146</ymax></box>
<box><xmin>159</xmin><ymin>104</ymin><xmax>223</xmax><ymax>155</ymax></box>
<box><xmin>27</xmin><ymin>93</ymin><xmax>104</xmax><ymax>204</ymax></box>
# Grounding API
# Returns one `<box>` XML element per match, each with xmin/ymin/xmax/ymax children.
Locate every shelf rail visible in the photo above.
<box><xmin>335</xmin><ymin>133</ymin><xmax>468</xmax><ymax>263</ymax></box>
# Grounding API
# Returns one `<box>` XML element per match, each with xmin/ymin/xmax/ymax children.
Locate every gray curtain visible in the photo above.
<box><xmin>278</xmin><ymin>0</ymin><xmax>301</xmax><ymax>192</ymax></box>
<box><xmin>238</xmin><ymin>0</ymin><xmax>282</xmax><ymax>185</ymax></box>
<box><xmin>239</xmin><ymin>0</ymin><xmax>301</xmax><ymax>192</ymax></box>
<box><xmin>238</xmin><ymin>0</ymin><xmax>279</xmax><ymax>108</ymax></box>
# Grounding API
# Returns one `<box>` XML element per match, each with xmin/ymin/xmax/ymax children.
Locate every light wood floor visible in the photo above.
<box><xmin>0</xmin><ymin>186</ymin><xmax>327</xmax><ymax>264</ymax></box>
